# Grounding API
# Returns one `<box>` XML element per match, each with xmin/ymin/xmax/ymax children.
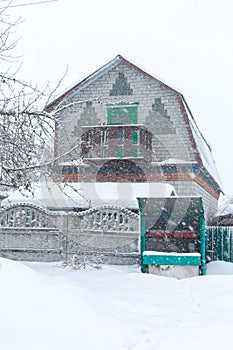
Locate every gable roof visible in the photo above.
<box><xmin>46</xmin><ymin>55</ymin><xmax>222</xmax><ymax>192</ymax></box>
<box><xmin>46</xmin><ymin>54</ymin><xmax>180</xmax><ymax>111</ymax></box>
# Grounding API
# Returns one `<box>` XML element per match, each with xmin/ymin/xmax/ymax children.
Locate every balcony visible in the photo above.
<box><xmin>81</xmin><ymin>124</ymin><xmax>152</xmax><ymax>164</ymax></box>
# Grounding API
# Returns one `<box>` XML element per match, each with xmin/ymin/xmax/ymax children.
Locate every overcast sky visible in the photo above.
<box><xmin>5</xmin><ymin>0</ymin><xmax>233</xmax><ymax>195</ymax></box>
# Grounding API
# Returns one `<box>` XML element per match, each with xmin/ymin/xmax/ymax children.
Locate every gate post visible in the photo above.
<box><xmin>200</xmin><ymin>198</ymin><xmax>206</xmax><ymax>275</ymax></box>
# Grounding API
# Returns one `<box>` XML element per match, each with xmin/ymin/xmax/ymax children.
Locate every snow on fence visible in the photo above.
<box><xmin>3</xmin><ymin>203</ymin><xmax>233</xmax><ymax>266</ymax></box>
<box><xmin>0</xmin><ymin>203</ymin><xmax>140</xmax><ymax>264</ymax></box>
<box><xmin>77</xmin><ymin>205</ymin><xmax>139</xmax><ymax>232</ymax></box>
<box><xmin>0</xmin><ymin>203</ymin><xmax>63</xmax><ymax>262</ymax></box>
<box><xmin>0</xmin><ymin>203</ymin><xmax>58</xmax><ymax>228</ymax></box>
<box><xmin>67</xmin><ymin>206</ymin><xmax>139</xmax><ymax>264</ymax></box>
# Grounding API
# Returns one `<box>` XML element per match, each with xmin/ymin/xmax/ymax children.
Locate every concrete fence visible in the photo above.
<box><xmin>0</xmin><ymin>203</ymin><xmax>140</xmax><ymax>264</ymax></box>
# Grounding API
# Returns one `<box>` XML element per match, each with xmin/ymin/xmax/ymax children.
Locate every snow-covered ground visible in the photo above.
<box><xmin>1</xmin><ymin>258</ymin><xmax>233</xmax><ymax>350</ymax></box>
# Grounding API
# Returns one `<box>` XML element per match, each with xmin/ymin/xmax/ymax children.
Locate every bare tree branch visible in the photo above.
<box><xmin>0</xmin><ymin>1</ymin><xmax>88</xmax><ymax>192</ymax></box>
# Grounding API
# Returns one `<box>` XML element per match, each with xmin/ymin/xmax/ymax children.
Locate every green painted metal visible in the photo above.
<box><xmin>209</xmin><ymin>227</ymin><xmax>214</xmax><ymax>261</ymax></box>
<box><xmin>214</xmin><ymin>227</ymin><xmax>219</xmax><ymax>260</ymax></box>
<box><xmin>143</xmin><ymin>254</ymin><xmax>201</xmax><ymax>266</ymax></box>
<box><xmin>223</xmin><ymin>229</ymin><xmax>229</xmax><ymax>261</ymax></box>
<box><xmin>206</xmin><ymin>226</ymin><xmax>233</xmax><ymax>263</ymax></box>
<box><xmin>199</xmin><ymin>197</ymin><xmax>206</xmax><ymax>275</ymax></box>
<box><xmin>217</xmin><ymin>227</ymin><xmax>222</xmax><ymax>260</ymax></box>
<box><xmin>137</xmin><ymin>196</ymin><xmax>205</xmax><ymax>275</ymax></box>
<box><xmin>140</xmin><ymin>215</ymin><xmax>147</xmax><ymax>273</ymax></box>
<box><xmin>138</xmin><ymin>198</ymin><xmax>147</xmax><ymax>273</ymax></box>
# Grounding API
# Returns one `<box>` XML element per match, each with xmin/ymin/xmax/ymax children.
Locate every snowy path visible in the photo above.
<box><xmin>1</xmin><ymin>259</ymin><xmax>233</xmax><ymax>350</ymax></box>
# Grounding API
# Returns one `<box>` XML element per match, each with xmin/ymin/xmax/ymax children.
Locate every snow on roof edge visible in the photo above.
<box><xmin>181</xmin><ymin>96</ymin><xmax>222</xmax><ymax>190</ymax></box>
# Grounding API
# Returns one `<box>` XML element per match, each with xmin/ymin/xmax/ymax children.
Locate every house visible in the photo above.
<box><xmin>209</xmin><ymin>195</ymin><xmax>233</xmax><ymax>226</ymax></box>
<box><xmin>46</xmin><ymin>55</ymin><xmax>222</xmax><ymax>222</ymax></box>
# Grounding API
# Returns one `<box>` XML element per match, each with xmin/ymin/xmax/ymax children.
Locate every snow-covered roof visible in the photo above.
<box><xmin>1</xmin><ymin>182</ymin><xmax>90</xmax><ymax>210</ymax></box>
<box><xmin>71</xmin><ymin>182</ymin><xmax>176</xmax><ymax>209</ymax></box>
<box><xmin>1</xmin><ymin>182</ymin><xmax>176</xmax><ymax>210</ymax></box>
<box><xmin>215</xmin><ymin>195</ymin><xmax>233</xmax><ymax>217</ymax></box>
<box><xmin>182</xmin><ymin>97</ymin><xmax>222</xmax><ymax>189</ymax></box>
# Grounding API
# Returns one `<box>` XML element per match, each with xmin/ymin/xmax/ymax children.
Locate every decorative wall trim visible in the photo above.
<box><xmin>50</xmin><ymin>163</ymin><xmax>220</xmax><ymax>199</ymax></box>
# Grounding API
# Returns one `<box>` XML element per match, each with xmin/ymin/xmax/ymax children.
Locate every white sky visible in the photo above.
<box><xmin>5</xmin><ymin>0</ymin><xmax>233</xmax><ymax>194</ymax></box>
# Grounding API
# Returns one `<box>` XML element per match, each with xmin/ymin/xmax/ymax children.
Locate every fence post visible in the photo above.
<box><xmin>60</xmin><ymin>213</ymin><xmax>68</xmax><ymax>261</ymax></box>
<box><xmin>200</xmin><ymin>198</ymin><xmax>206</xmax><ymax>275</ymax></box>
<box><xmin>223</xmin><ymin>228</ymin><xmax>230</xmax><ymax>262</ymax></box>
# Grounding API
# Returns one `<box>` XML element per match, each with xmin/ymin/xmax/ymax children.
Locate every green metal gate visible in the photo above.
<box><xmin>206</xmin><ymin>226</ymin><xmax>233</xmax><ymax>262</ymax></box>
<box><xmin>138</xmin><ymin>196</ymin><xmax>206</xmax><ymax>276</ymax></box>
